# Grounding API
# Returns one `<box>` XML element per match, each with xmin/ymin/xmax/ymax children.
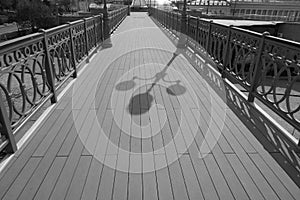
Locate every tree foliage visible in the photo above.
<box><xmin>16</xmin><ymin>0</ymin><xmax>57</xmax><ymax>31</ymax></box>
<box><xmin>0</xmin><ymin>0</ymin><xmax>13</xmax><ymax>11</ymax></box>
<box><xmin>59</xmin><ymin>0</ymin><xmax>72</xmax><ymax>12</ymax></box>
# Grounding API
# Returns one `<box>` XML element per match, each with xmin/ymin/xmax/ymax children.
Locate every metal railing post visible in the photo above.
<box><xmin>248</xmin><ymin>31</ymin><xmax>270</xmax><ymax>102</ymax></box>
<box><xmin>195</xmin><ymin>17</ymin><xmax>199</xmax><ymax>42</ymax></box>
<box><xmin>187</xmin><ymin>15</ymin><xmax>190</xmax><ymax>37</ymax></box>
<box><xmin>222</xmin><ymin>25</ymin><xmax>232</xmax><ymax>78</ymax></box>
<box><xmin>83</xmin><ymin>19</ymin><xmax>89</xmax><ymax>59</ymax></box>
<box><xmin>68</xmin><ymin>22</ymin><xmax>77</xmax><ymax>78</ymax></box>
<box><xmin>206</xmin><ymin>20</ymin><xmax>213</xmax><ymax>54</ymax></box>
<box><xmin>40</xmin><ymin>29</ymin><xmax>57</xmax><ymax>103</ymax></box>
<box><xmin>93</xmin><ymin>17</ymin><xmax>98</xmax><ymax>47</ymax></box>
<box><xmin>0</xmin><ymin>94</ymin><xmax>17</xmax><ymax>153</ymax></box>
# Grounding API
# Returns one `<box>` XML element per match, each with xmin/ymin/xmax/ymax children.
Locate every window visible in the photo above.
<box><xmin>267</xmin><ymin>10</ymin><xmax>272</xmax><ymax>15</ymax></box>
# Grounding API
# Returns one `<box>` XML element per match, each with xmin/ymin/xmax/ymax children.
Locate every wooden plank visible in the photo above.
<box><xmin>204</xmin><ymin>154</ymin><xmax>235</xmax><ymax>200</ymax></box>
<box><xmin>151</xmin><ymin>49</ymin><xmax>190</xmax><ymax>200</ymax></box>
<box><xmin>111</xmin><ymin>64</ymin><xmax>132</xmax><ymax>199</ymax></box>
<box><xmin>17</xmin><ymin>114</ymin><xmax>75</xmax><ymax>200</ymax></box>
<box><xmin>154</xmin><ymin>154</ymin><xmax>174</xmax><ymax>200</ymax></box>
<box><xmin>143</xmin><ymin>171</ymin><xmax>159</xmax><ymax>200</ymax></box>
<box><xmin>177</xmin><ymin>66</ymin><xmax>236</xmax><ymax>154</ymax></box>
<box><xmin>179</xmin><ymin>110</ymin><xmax>219</xmax><ymax>200</ymax></box>
<box><xmin>235</xmin><ymin>151</ymin><xmax>283</xmax><ymax>200</ymax></box>
<box><xmin>141</xmin><ymin>64</ymin><xmax>159</xmax><ymax>200</ymax></box>
<box><xmin>226</xmin><ymin>154</ymin><xmax>264</xmax><ymax>200</ymax></box>
<box><xmin>80</xmin><ymin>158</ymin><xmax>103</xmax><ymax>200</ymax></box>
<box><xmin>49</xmin><ymin>137</ymin><xmax>84</xmax><ymax>200</ymax></box>
<box><xmin>56</xmin><ymin>97</ymin><xmax>72</xmax><ymax>110</ymax></box>
<box><xmin>128</xmin><ymin>155</ymin><xmax>143</xmax><ymax>200</ymax></box>
<box><xmin>65</xmin><ymin>156</ymin><xmax>92</xmax><ymax>200</ymax></box>
<box><xmin>0</xmin><ymin>110</ymin><xmax>62</xmax><ymax>199</ymax></box>
<box><xmin>33</xmin><ymin>157</ymin><xmax>67</xmax><ymax>200</ymax></box>
<box><xmin>112</xmin><ymin>158</ymin><xmax>129</xmax><ymax>200</ymax></box>
<box><xmin>2</xmin><ymin>157</ymin><xmax>41</xmax><ymax>200</ymax></box>
<box><xmin>81</xmin><ymin>118</ymin><xmax>103</xmax><ymax>156</ymax></box>
<box><xmin>175</xmin><ymin>55</ymin><xmax>256</xmax><ymax>154</ymax></box>
<box><xmin>188</xmin><ymin>145</ymin><xmax>220</xmax><ymax>200</ymax></box>
<box><xmin>180</xmin><ymin>155</ymin><xmax>205</xmax><ymax>200</ymax></box>
<box><xmin>249</xmin><ymin>153</ymin><xmax>295</xmax><ymax>200</ymax></box>
<box><xmin>127</xmin><ymin>32</ymin><xmax>143</xmax><ymax>200</ymax></box>
<box><xmin>97</xmin><ymin>155</ymin><xmax>117</xmax><ymax>200</ymax></box>
<box><xmin>168</xmin><ymin>159</ymin><xmax>189</xmax><ymax>200</ymax></box>
<box><xmin>49</xmin><ymin>110</ymin><xmax>96</xmax><ymax>200</ymax></box>
<box><xmin>57</xmin><ymin>125</ymin><xmax>78</xmax><ymax>156</ymax></box>
<box><xmin>211</xmin><ymin>147</ymin><xmax>250</xmax><ymax>200</ymax></box>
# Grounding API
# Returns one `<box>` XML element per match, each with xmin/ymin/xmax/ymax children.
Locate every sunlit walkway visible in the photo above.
<box><xmin>0</xmin><ymin>12</ymin><xmax>299</xmax><ymax>200</ymax></box>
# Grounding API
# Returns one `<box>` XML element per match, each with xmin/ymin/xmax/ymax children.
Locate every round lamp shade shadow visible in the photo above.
<box><xmin>115</xmin><ymin>80</ymin><xmax>136</xmax><ymax>91</ymax></box>
<box><xmin>128</xmin><ymin>92</ymin><xmax>154</xmax><ymax>115</ymax></box>
<box><xmin>166</xmin><ymin>82</ymin><xmax>186</xmax><ymax>96</ymax></box>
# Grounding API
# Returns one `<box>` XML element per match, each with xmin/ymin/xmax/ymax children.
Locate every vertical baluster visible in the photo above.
<box><xmin>93</xmin><ymin>17</ymin><xmax>98</xmax><ymax>47</ymax></box>
<box><xmin>166</xmin><ymin>11</ymin><xmax>168</xmax><ymax>28</ymax></box>
<box><xmin>187</xmin><ymin>15</ymin><xmax>190</xmax><ymax>37</ymax></box>
<box><xmin>195</xmin><ymin>17</ymin><xmax>199</xmax><ymax>42</ymax></box>
<box><xmin>172</xmin><ymin>13</ymin><xmax>175</xmax><ymax>31</ymax></box>
<box><xmin>206</xmin><ymin>20</ymin><xmax>213</xmax><ymax>55</ymax></box>
<box><xmin>40</xmin><ymin>30</ymin><xmax>57</xmax><ymax>103</ymax></box>
<box><xmin>84</xmin><ymin>19</ymin><xmax>89</xmax><ymax>59</ymax></box>
<box><xmin>222</xmin><ymin>25</ymin><xmax>232</xmax><ymax>78</ymax></box>
<box><xmin>248</xmin><ymin>31</ymin><xmax>270</xmax><ymax>102</ymax></box>
<box><xmin>68</xmin><ymin>23</ymin><xmax>77</xmax><ymax>78</ymax></box>
<box><xmin>100</xmin><ymin>16</ymin><xmax>104</xmax><ymax>42</ymax></box>
<box><xmin>0</xmin><ymin>93</ymin><xmax>17</xmax><ymax>153</ymax></box>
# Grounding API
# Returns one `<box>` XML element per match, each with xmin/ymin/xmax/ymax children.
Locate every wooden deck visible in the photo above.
<box><xmin>0</xmin><ymin>12</ymin><xmax>299</xmax><ymax>200</ymax></box>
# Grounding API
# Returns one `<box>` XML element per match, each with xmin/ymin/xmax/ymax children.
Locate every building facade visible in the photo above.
<box><xmin>184</xmin><ymin>0</ymin><xmax>300</xmax><ymax>21</ymax></box>
<box><xmin>231</xmin><ymin>0</ymin><xmax>300</xmax><ymax>21</ymax></box>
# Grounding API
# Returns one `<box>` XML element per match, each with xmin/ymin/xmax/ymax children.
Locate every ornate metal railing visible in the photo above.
<box><xmin>0</xmin><ymin>8</ymin><xmax>127</xmax><ymax>154</ymax></box>
<box><xmin>152</xmin><ymin>8</ymin><xmax>300</xmax><ymax>145</ymax></box>
<box><xmin>109</xmin><ymin>7</ymin><xmax>128</xmax><ymax>32</ymax></box>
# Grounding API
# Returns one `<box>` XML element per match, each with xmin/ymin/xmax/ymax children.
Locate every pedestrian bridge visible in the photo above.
<box><xmin>0</xmin><ymin>9</ymin><xmax>299</xmax><ymax>200</ymax></box>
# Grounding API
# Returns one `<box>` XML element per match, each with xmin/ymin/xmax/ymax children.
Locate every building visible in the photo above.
<box><xmin>231</xmin><ymin>0</ymin><xmax>300</xmax><ymax>21</ymax></box>
<box><xmin>182</xmin><ymin>0</ymin><xmax>300</xmax><ymax>21</ymax></box>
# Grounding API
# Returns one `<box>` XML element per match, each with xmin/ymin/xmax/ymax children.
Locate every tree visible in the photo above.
<box><xmin>0</xmin><ymin>0</ymin><xmax>13</xmax><ymax>11</ymax></box>
<box><xmin>16</xmin><ymin>0</ymin><xmax>57</xmax><ymax>31</ymax></box>
<box><xmin>59</xmin><ymin>0</ymin><xmax>72</xmax><ymax>12</ymax></box>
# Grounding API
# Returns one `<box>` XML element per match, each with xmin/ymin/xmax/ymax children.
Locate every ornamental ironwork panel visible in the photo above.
<box><xmin>0</xmin><ymin>33</ymin><xmax>51</xmax><ymax>129</ymax></box>
<box><xmin>226</xmin><ymin>28</ymin><xmax>261</xmax><ymax>89</ymax></box>
<box><xmin>208</xmin><ymin>23</ymin><xmax>230</xmax><ymax>69</ymax></box>
<box><xmin>196</xmin><ymin>19</ymin><xmax>210</xmax><ymax>50</ymax></box>
<box><xmin>71</xmin><ymin>21</ymin><xmax>86</xmax><ymax>63</ymax></box>
<box><xmin>45</xmin><ymin>25</ymin><xmax>75</xmax><ymax>89</ymax></box>
<box><xmin>256</xmin><ymin>36</ymin><xmax>300</xmax><ymax>130</ymax></box>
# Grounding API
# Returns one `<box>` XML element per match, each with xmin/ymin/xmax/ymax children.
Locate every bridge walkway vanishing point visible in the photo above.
<box><xmin>0</xmin><ymin>12</ymin><xmax>299</xmax><ymax>200</ymax></box>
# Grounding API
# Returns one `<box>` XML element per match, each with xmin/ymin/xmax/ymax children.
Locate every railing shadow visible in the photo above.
<box><xmin>150</xmin><ymin>15</ymin><xmax>300</xmax><ymax>187</ymax></box>
<box><xmin>225</xmin><ymin>80</ymin><xmax>300</xmax><ymax>186</ymax></box>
